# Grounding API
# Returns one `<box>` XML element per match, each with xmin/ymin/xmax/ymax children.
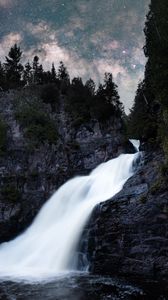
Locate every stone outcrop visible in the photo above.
<box><xmin>0</xmin><ymin>89</ymin><xmax>131</xmax><ymax>241</ymax></box>
<box><xmin>0</xmin><ymin>89</ymin><xmax>168</xmax><ymax>291</ymax></box>
<box><xmin>83</xmin><ymin>150</ymin><xmax>168</xmax><ymax>286</ymax></box>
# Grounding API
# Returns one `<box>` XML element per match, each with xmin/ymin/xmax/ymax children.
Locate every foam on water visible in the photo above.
<box><xmin>0</xmin><ymin>142</ymin><xmax>140</xmax><ymax>281</ymax></box>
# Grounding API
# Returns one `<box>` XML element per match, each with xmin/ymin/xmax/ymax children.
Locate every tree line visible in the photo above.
<box><xmin>0</xmin><ymin>44</ymin><xmax>124</xmax><ymax>122</ymax></box>
<box><xmin>128</xmin><ymin>0</ymin><xmax>168</xmax><ymax>161</ymax></box>
<box><xmin>0</xmin><ymin>44</ymin><xmax>70</xmax><ymax>89</ymax></box>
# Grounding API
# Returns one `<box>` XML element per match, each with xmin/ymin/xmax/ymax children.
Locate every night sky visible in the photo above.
<box><xmin>0</xmin><ymin>0</ymin><xmax>150</xmax><ymax>112</ymax></box>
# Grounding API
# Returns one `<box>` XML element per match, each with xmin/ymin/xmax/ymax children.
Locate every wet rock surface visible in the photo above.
<box><xmin>0</xmin><ymin>90</ymin><xmax>130</xmax><ymax>242</ymax></box>
<box><xmin>1</xmin><ymin>90</ymin><xmax>168</xmax><ymax>297</ymax></box>
<box><xmin>82</xmin><ymin>150</ymin><xmax>168</xmax><ymax>288</ymax></box>
<box><xmin>0</xmin><ymin>273</ymin><xmax>167</xmax><ymax>300</ymax></box>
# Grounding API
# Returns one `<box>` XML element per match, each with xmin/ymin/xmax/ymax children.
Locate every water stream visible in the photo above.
<box><xmin>0</xmin><ymin>140</ymin><xmax>140</xmax><ymax>281</ymax></box>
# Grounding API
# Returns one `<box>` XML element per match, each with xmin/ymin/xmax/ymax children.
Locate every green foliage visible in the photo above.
<box><xmin>0</xmin><ymin>62</ymin><xmax>6</xmax><ymax>89</ymax></box>
<box><xmin>127</xmin><ymin>0</ymin><xmax>168</xmax><ymax>160</ymax></box>
<box><xmin>58</xmin><ymin>61</ymin><xmax>70</xmax><ymax>94</ymax></box>
<box><xmin>66</xmin><ymin>77</ymin><xmax>91</xmax><ymax>123</ymax></box>
<box><xmin>41</xmin><ymin>84</ymin><xmax>59</xmax><ymax>111</ymax></box>
<box><xmin>85</xmin><ymin>79</ymin><xmax>95</xmax><ymax>96</ymax></box>
<box><xmin>66</xmin><ymin>74</ymin><xmax>123</xmax><ymax>125</ymax></box>
<box><xmin>23</xmin><ymin>62</ymin><xmax>32</xmax><ymax>85</ymax></box>
<box><xmin>15</xmin><ymin>104</ymin><xmax>58</xmax><ymax>145</ymax></box>
<box><xmin>32</xmin><ymin>56</ymin><xmax>44</xmax><ymax>84</ymax></box>
<box><xmin>30</xmin><ymin>169</ymin><xmax>39</xmax><ymax>178</ymax></box>
<box><xmin>144</xmin><ymin>1</ymin><xmax>168</xmax><ymax>152</ymax></box>
<box><xmin>90</xmin><ymin>95</ymin><xmax>115</xmax><ymax>122</ymax></box>
<box><xmin>1</xmin><ymin>185</ymin><xmax>21</xmax><ymax>204</ymax></box>
<box><xmin>58</xmin><ymin>61</ymin><xmax>70</xmax><ymax>82</ymax></box>
<box><xmin>91</xmin><ymin>73</ymin><xmax>123</xmax><ymax>122</ymax></box>
<box><xmin>160</xmin><ymin>162</ymin><xmax>168</xmax><ymax>178</ymax></box>
<box><xmin>0</xmin><ymin>118</ymin><xmax>7</xmax><ymax>154</ymax></box>
<box><xmin>150</xmin><ymin>179</ymin><xmax>162</xmax><ymax>195</ymax></box>
<box><xmin>1</xmin><ymin>44</ymin><xmax>124</xmax><ymax>130</ymax></box>
<box><xmin>71</xmin><ymin>117</ymin><xmax>87</xmax><ymax>129</ymax></box>
<box><xmin>140</xmin><ymin>195</ymin><xmax>147</xmax><ymax>204</ymax></box>
<box><xmin>127</xmin><ymin>81</ymin><xmax>158</xmax><ymax>140</ymax></box>
<box><xmin>67</xmin><ymin>141</ymin><xmax>80</xmax><ymax>151</ymax></box>
<box><xmin>51</xmin><ymin>63</ymin><xmax>57</xmax><ymax>83</ymax></box>
<box><xmin>4</xmin><ymin>44</ymin><xmax>23</xmax><ymax>88</ymax></box>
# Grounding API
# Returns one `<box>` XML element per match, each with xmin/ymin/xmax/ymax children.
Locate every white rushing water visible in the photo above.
<box><xmin>129</xmin><ymin>139</ymin><xmax>140</xmax><ymax>152</ymax></box>
<box><xmin>0</xmin><ymin>141</ymin><xmax>140</xmax><ymax>280</ymax></box>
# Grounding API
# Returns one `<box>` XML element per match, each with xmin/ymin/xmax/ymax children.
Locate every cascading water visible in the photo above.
<box><xmin>129</xmin><ymin>139</ymin><xmax>140</xmax><ymax>152</ymax></box>
<box><xmin>0</xmin><ymin>140</ymin><xmax>140</xmax><ymax>280</ymax></box>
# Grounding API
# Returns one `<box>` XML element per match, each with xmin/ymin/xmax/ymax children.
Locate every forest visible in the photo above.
<box><xmin>128</xmin><ymin>0</ymin><xmax>168</xmax><ymax>165</ymax></box>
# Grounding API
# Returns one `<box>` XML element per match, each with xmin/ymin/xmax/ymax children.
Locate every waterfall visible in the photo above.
<box><xmin>0</xmin><ymin>142</ymin><xmax>140</xmax><ymax>280</ymax></box>
<box><xmin>129</xmin><ymin>139</ymin><xmax>140</xmax><ymax>152</ymax></box>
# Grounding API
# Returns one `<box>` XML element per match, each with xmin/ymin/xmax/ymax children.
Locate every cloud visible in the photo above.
<box><xmin>118</xmin><ymin>68</ymin><xmax>144</xmax><ymax>113</ymax></box>
<box><xmin>76</xmin><ymin>3</ymin><xmax>88</xmax><ymax>14</ymax></box>
<box><xmin>92</xmin><ymin>58</ymin><xmax>126</xmax><ymax>79</ymax></box>
<box><xmin>0</xmin><ymin>0</ymin><xmax>14</xmax><ymax>8</ymax></box>
<box><xmin>0</xmin><ymin>0</ymin><xmax>150</xmax><ymax>112</ymax></box>
<box><xmin>25</xmin><ymin>21</ymin><xmax>53</xmax><ymax>39</ymax></box>
<box><xmin>68</xmin><ymin>16</ymin><xmax>85</xmax><ymax>31</ymax></box>
<box><xmin>131</xmin><ymin>46</ymin><xmax>146</xmax><ymax>66</ymax></box>
<box><xmin>22</xmin><ymin>34</ymin><xmax>144</xmax><ymax>114</ymax></box>
<box><xmin>104</xmin><ymin>40</ymin><xmax>120</xmax><ymax>51</ymax></box>
<box><xmin>0</xmin><ymin>32</ymin><xmax>22</xmax><ymax>58</ymax></box>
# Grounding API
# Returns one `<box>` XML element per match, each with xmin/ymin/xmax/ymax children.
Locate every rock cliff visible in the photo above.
<box><xmin>0</xmin><ymin>89</ymin><xmax>130</xmax><ymax>241</ymax></box>
<box><xmin>83</xmin><ymin>150</ymin><xmax>168</xmax><ymax>288</ymax></box>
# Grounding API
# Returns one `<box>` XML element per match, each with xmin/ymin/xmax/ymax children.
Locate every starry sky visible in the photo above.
<box><xmin>0</xmin><ymin>0</ymin><xmax>150</xmax><ymax>112</ymax></box>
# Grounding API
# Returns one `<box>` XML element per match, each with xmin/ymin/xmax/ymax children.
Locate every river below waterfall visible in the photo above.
<box><xmin>0</xmin><ymin>273</ymin><xmax>166</xmax><ymax>300</ymax></box>
<box><xmin>0</xmin><ymin>141</ymin><xmax>167</xmax><ymax>299</ymax></box>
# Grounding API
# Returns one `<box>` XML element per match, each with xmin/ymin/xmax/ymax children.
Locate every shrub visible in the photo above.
<box><xmin>159</xmin><ymin>163</ymin><xmax>168</xmax><ymax>179</ymax></box>
<box><xmin>1</xmin><ymin>185</ymin><xmax>21</xmax><ymax>204</ymax></box>
<box><xmin>71</xmin><ymin>117</ymin><xmax>86</xmax><ymax>129</ymax></box>
<box><xmin>41</xmin><ymin>84</ymin><xmax>59</xmax><ymax>111</ymax></box>
<box><xmin>67</xmin><ymin>141</ymin><xmax>80</xmax><ymax>151</ymax></box>
<box><xmin>140</xmin><ymin>195</ymin><xmax>147</xmax><ymax>204</ymax></box>
<box><xmin>15</xmin><ymin>104</ymin><xmax>58</xmax><ymax>145</ymax></box>
<box><xmin>90</xmin><ymin>96</ymin><xmax>115</xmax><ymax>122</ymax></box>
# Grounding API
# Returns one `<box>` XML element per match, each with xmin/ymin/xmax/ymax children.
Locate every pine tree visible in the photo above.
<box><xmin>85</xmin><ymin>78</ymin><xmax>95</xmax><ymax>96</ymax></box>
<box><xmin>95</xmin><ymin>73</ymin><xmax>123</xmax><ymax>117</ymax></box>
<box><xmin>58</xmin><ymin>61</ymin><xmax>70</xmax><ymax>82</ymax></box>
<box><xmin>103</xmin><ymin>73</ymin><xmax>122</xmax><ymax>109</ymax></box>
<box><xmin>0</xmin><ymin>62</ymin><xmax>5</xmax><ymax>90</ymax></box>
<box><xmin>128</xmin><ymin>0</ymin><xmax>168</xmax><ymax>156</ymax></box>
<box><xmin>32</xmin><ymin>55</ymin><xmax>39</xmax><ymax>72</ymax></box>
<box><xmin>32</xmin><ymin>56</ymin><xmax>44</xmax><ymax>84</ymax></box>
<box><xmin>38</xmin><ymin>64</ymin><xmax>44</xmax><ymax>84</ymax></box>
<box><xmin>5</xmin><ymin>44</ymin><xmax>23</xmax><ymax>88</ymax></box>
<box><xmin>58</xmin><ymin>61</ymin><xmax>70</xmax><ymax>93</ymax></box>
<box><xmin>71</xmin><ymin>77</ymin><xmax>83</xmax><ymax>89</ymax></box>
<box><xmin>23</xmin><ymin>62</ymin><xmax>32</xmax><ymax>86</ymax></box>
<box><xmin>90</xmin><ymin>73</ymin><xmax>123</xmax><ymax>122</ymax></box>
<box><xmin>51</xmin><ymin>63</ymin><xmax>57</xmax><ymax>83</ymax></box>
<box><xmin>127</xmin><ymin>81</ymin><xmax>157</xmax><ymax>140</ymax></box>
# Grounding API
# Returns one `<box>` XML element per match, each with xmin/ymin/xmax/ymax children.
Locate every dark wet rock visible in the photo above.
<box><xmin>0</xmin><ymin>273</ymin><xmax>167</xmax><ymax>300</ymax></box>
<box><xmin>123</xmin><ymin>140</ymin><xmax>136</xmax><ymax>154</ymax></box>
<box><xmin>81</xmin><ymin>150</ymin><xmax>168</xmax><ymax>286</ymax></box>
<box><xmin>0</xmin><ymin>90</ymin><xmax>128</xmax><ymax>241</ymax></box>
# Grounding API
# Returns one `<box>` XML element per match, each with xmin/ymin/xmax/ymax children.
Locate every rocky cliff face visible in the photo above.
<box><xmin>0</xmin><ymin>89</ymin><xmax>130</xmax><ymax>242</ymax></box>
<box><xmin>83</xmin><ymin>150</ymin><xmax>168</xmax><ymax>287</ymax></box>
<box><xmin>0</xmin><ymin>89</ymin><xmax>168</xmax><ymax>290</ymax></box>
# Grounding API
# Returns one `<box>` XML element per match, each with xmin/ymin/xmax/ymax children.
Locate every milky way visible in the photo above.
<box><xmin>0</xmin><ymin>0</ymin><xmax>150</xmax><ymax>112</ymax></box>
